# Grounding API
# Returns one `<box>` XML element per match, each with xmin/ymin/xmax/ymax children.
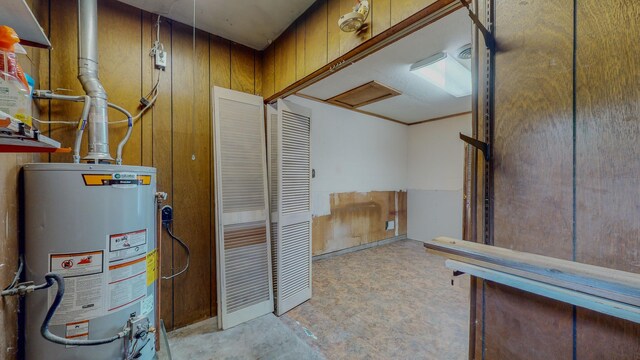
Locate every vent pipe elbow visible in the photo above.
<box><xmin>78</xmin><ymin>0</ymin><xmax>112</xmax><ymax>161</ymax></box>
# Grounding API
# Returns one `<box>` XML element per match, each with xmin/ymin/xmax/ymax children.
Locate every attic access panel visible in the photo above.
<box><xmin>327</xmin><ymin>81</ymin><xmax>401</xmax><ymax>109</ymax></box>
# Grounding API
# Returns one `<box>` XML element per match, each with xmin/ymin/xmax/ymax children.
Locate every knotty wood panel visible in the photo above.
<box><xmin>304</xmin><ymin>0</ymin><xmax>328</xmax><ymax>76</ymax></box>
<box><xmin>372</xmin><ymin>0</ymin><xmax>391</xmax><ymax>36</ymax></box>
<box><xmin>170</xmin><ymin>23</ymin><xmax>212</xmax><ymax>328</ymax></box>
<box><xmin>254</xmin><ymin>53</ymin><xmax>262</xmax><ymax>96</ymax></box>
<box><xmin>231</xmin><ymin>42</ymin><xmax>255</xmax><ymax>93</ymax></box>
<box><xmin>575</xmin><ymin>0</ymin><xmax>640</xmax><ymax>354</ymax></box>
<box><xmin>486</xmin><ymin>0</ymin><xmax>574</xmax><ymax>356</ymax></box>
<box><xmin>274</xmin><ymin>26</ymin><xmax>296</xmax><ymax>93</ymax></box>
<box><xmin>141</xmin><ymin>12</ymin><xmax>154</xmax><ymax>168</ymax></box>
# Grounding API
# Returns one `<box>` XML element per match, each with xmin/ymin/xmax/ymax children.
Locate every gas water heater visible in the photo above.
<box><xmin>24</xmin><ymin>163</ymin><xmax>158</xmax><ymax>360</ymax></box>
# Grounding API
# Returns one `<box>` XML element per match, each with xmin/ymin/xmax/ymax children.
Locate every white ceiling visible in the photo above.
<box><xmin>299</xmin><ymin>9</ymin><xmax>472</xmax><ymax>124</ymax></box>
<box><xmin>117</xmin><ymin>0</ymin><xmax>315</xmax><ymax>50</ymax></box>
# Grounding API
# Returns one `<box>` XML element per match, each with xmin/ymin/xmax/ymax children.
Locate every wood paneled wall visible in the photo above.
<box><xmin>262</xmin><ymin>0</ymin><xmax>439</xmax><ymax>99</ymax></box>
<box><xmin>474</xmin><ymin>0</ymin><xmax>640</xmax><ymax>357</ymax></box>
<box><xmin>0</xmin><ymin>2</ymin><xmax>261</xmax><ymax>349</ymax></box>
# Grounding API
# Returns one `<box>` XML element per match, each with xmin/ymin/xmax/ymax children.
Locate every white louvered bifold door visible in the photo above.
<box><xmin>213</xmin><ymin>87</ymin><xmax>273</xmax><ymax>329</ymax></box>
<box><xmin>266</xmin><ymin>104</ymin><xmax>279</xmax><ymax>311</ymax></box>
<box><xmin>275</xmin><ymin>99</ymin><xmax>312</xmax><ymax>316</ymax></box>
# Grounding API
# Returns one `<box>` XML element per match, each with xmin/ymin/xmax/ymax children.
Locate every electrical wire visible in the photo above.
<box><xmin>161</xmin><ymin>223</ymin><xmax>190</xmax><ymax>280</ymax></box>
<box><xmin>1</xmin><ymin>255</ymin><xmax>23</xmax><ymax>295</ymax></box>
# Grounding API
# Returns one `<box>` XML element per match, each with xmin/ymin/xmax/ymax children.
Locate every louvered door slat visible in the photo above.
<box><xmin>214</xmin><ymin>87</ymin><xmax>273</xmax><ymax>329</ymax></box>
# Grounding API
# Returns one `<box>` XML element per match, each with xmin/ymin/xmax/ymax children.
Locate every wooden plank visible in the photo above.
<box><xmin>446</xmin><ymin>260</ymin><xmax>640</xmax><ymax>324</ymax></box>
<box><xmin>327</xmin><ymin>80</ymin><xmax>401</xmax><ymax>108</ymax></box>
<box><xmin>426</xmin><ymin>237</ymin><xmax>640</xmax><ymax>305</ymax></box>
<box><xmin>230</xmin><ymin>42</ymin><xmax>255</xmax><ymax>94</ymax></box>
<box><xmin>295</xmin><ymin>18</ymin><xmax>305</xmax><ymax>81</ymax></box>
<box><xmin>575</xmin><ymin>0</ymin><xmax>640</xmax><ymax>354</ymax></box>
<box><xmin>99</xmin><ymin>0</ymin><xmax>142</xmax><ymax>165</ymax></box>
<box><xmin>274</xmin><ymin>26</ymin><xmax>296</xmax><ymax>93</ymax></box>
<box><xmin>391</xmin><ymin>0</ymin><xmax>437</xmax><ymax>25</ymax></box>
<box><xmin>210</xmin><ymin>35</ymin><xmax>231</xmax><ymax>89</ymax></box>
<box><xmin>262</xmin><ymin>45</ymin><xmax>275</xmax><ymax>99</ymax></box>
<box><xmin>326</xmin><ymin>0</ymin><xmax>341</xmax><ymax>61</ymax></box>
<box><xmin>304</xmin><ymin>0</ymin><xmax>328</xmax><ymax>76</ymax></box>
<box><xmin>339</xmin><ymin>0</ymin><xmax>372</xmax><ymax>55</ymax></box>
<box><xmin>170</xmin><ymin>23</ymin><xmax>212</xmax><ymax>328</ymax></box>
<box><xmin>372</xmin><ymin>0</ymin><xmax>391</xmax><ymax>36</ymax></box>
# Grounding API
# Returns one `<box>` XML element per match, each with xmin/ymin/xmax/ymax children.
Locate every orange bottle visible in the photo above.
<box><xmin>0</xmin><ymin>25</ymin><xmax>31</xmax><ymax>125</ymax></box>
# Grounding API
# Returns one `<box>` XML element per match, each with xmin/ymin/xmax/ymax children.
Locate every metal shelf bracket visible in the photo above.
<box><xmin>460</xmin><ymin>133</ymin><xmax>490</xmax><ymax>161</ymax></box>
<box><xmin>459</xmin><ymin>0</ymin><xmax>495</xmax><ymax>50</ymax></box>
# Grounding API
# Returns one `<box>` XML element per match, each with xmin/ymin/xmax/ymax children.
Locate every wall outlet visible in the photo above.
<box><xmin>385</xmin><ymin>220</ymin><xmax>395</xmax><ymax>230</ymax></box>
<box><xmin>155</xmin><ymin>50</ymin><xmax>167</xmax><ymax>70</ymax></box>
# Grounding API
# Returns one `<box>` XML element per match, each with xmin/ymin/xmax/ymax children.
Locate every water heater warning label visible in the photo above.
<box><xmin>48</xmin><ymin>251</ymin><xmax>106</xmax><ymax>325</ymax></box>
<box><xmin>109</xmin><ymin>229</ymin><xmax>147</xmax><ymax>261</ymax></box>
<box><xmin>108</xmin><ymin>256</ymin><xmax>146</xmax><ymax>312</ymax></box>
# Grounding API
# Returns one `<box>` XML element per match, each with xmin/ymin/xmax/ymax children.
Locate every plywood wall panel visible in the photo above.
<box><xmin>575</xmin><ymin>0</ymin><xmax>640</xmax><ymax>352</ymax></box>
<box><xmin>99</xmin><ymin>0</ymin><xmax>142</xmax><ymax>165</ymax></box>
<box><xmin>295</xmin><ymin>19</ymin><xmax>306</xmax><ymax>81</ymax></box>
<box><xmin>262</xmin><ymin>45</ymin><xmax>275</xmax><ymax>98</ymax></box>
<box><xmin>254</xmin><ymin>53</ymin><xmax>263</xmax><ymax>96</ymax></box>
<box><xmin>170</xmin><ymin>24</ymin><xmax>212</xmax><ymax>328</ymax></box>
<box><xmin>390</xmin><ymin>0</ymin><xmax>437</xmax><ymax>26</ymax></box>
<box><xmin>372</xmin><ymin>0</ymin><xmax>391</xmax><ymax>36</ymax></box>
<box><xmin>274</xmin><ymin>27</ymin><xmax>296</xmax><ymax>93</ymax></box>
<box><xmin>327</xmin><ymin>0</ymin><xmax>341</xmax><ymax>62</ymax></box>
<box><xmin>231</xmin><ymin>42</ymin><xmax>255</xmax><ymax>94</ymax></box>
<box><xmin>150</xmin><ymin>15</ymin><xmax>175</xmax><ymax>330</ymax></box>
<box><xmin>47</xmin><ymin>0</ymin><xmax>82</xmax><ymax>163</ymax></box>
<box><xmin>141</xmin><ymin>12</ymin><xmax>155</xmax><ymax>168</ymax></box>
<box><xmin>484</xmin><ymin>282</ymin><xmax>574</xmax><ymax>360</ymax></box>
<box><xmin>397</xmin><ymin>190</ymin><xmax>407</xmax><ymax>235</ymax></box>
<box><xmin>485</xmin><ymin>0</ymin><xmax>574</xmax><ymax>355</ymax></box>
<box><xmin>304</xmin><ymin>0</ymin><xmax>328</xmax><ymax>76</ymax></box>
<box><xmin>210</xmin><ymin>35</ymin><xmax>231</xmax><ymax>89</ymax></box>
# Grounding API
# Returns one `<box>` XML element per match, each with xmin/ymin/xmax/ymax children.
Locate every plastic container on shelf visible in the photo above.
<box><xmin>0</xmin><ymin>25</ymin><xmax>32</xmax><ymax>127</ymax></box>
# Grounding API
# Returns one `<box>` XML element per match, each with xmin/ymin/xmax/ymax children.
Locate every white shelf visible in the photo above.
<box><xmin>0</xmin><ymin>0</ymin><xmax>51</xmax><ymax>48</ymax></box>
<box><xmin>0</xmin><ymin>111</ymin><xmax>65</xmax><ymax>153</ymax></box>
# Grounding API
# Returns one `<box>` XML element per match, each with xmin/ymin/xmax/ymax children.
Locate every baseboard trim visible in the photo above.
<box><xmin>312</xmin><ymin>234</ymin><xmax>408</xmax><ymax>261</ymax></box>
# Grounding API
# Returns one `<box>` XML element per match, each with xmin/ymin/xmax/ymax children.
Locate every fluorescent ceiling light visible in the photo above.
<box><xmin>410</xmin><ymin>52</ymin><xmax>472</xmax><ymax>97</ymax></box>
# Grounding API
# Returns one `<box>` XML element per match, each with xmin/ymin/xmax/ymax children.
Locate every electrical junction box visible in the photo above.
<box><xmin>155</xmin><ymin>50</ymin><xmax>167</xmax><ymax>70</ymax></box>
<box><xmin>385</xmin><ymin>220</ymin><xmax>395</xmax><ymax>230</ymax></box>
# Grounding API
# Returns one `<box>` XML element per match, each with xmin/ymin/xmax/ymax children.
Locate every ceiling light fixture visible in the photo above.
<box><xmin>410</xmin><ymin>52</ymin><xmax>472</xmax><ymax>97</ymax></box>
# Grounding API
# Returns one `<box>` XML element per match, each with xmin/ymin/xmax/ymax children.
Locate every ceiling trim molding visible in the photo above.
<box><xmin>265</xmin><ymin>0</ymin><xmax>464</xmax><ymax>103</ymax></box>
<box><xmin>408</xmin><ymin>111</ymin><xmax>472</xmax><ymax>126</ymax></box>
<box><xmin>294</xmin><ymin>93</ymin><xmax>408</xmax><ymax>126</ymax></box>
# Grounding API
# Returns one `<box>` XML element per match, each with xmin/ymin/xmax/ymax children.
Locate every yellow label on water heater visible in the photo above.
<box><xmin>146</xmin><ymin>249</ymin><xmax>158</xmax><ymax>286</ymax></box>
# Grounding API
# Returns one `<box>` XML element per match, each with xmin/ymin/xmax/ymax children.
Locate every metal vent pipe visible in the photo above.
<box><xmin>78</xmin><ymin>0</ymin><xmax>112</xmax><ymax>161</ymax></box>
